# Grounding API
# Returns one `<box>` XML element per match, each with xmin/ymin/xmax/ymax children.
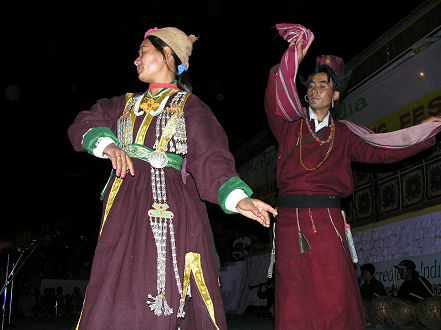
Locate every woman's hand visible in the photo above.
<box><xmin>289</xmin><ymin>31</ymin><xmax>314</xmax><ymax>64</ymax></box>
<box><xmin>103</xmin><ymin>143</ymin><xmax>135</xmax><ymax>178</ymax></box>
<box><xmin>236</xmin><ymin>198</ymin><xmax>278</xmax><ymax>228</ymax></box>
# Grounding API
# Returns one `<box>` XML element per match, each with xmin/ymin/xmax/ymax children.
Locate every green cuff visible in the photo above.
<box><xmin>82</xmin><ymin>127</ymin><xmax>119</xmax><ymax>155</ymax></box>
<box><xmin>217</xmin><ymin>176</ymin><xmax>253</xmax><ymax>214</ymax></box>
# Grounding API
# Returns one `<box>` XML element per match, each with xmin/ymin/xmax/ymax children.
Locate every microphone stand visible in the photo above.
<box><xmin>1</xmin><ymin>254</ymin><xmax>9</xmax><ymax>330</ymax></box>
<box><xmin>1</xmin><ymin>242</ymin><xmax>38</xmax><ymax>330</ymax></box>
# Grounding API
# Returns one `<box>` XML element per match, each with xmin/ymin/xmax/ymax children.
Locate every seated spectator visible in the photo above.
<box><xmin>395</xmin><ymin>259</ymin><xmax>433</xmax><ymax>303</ymax></box>
<box><xmin>360</xmin><ymin>263</ymin><xmax>386</xmax><ymax>300</ymax></box>
<box><xmin>40</xmin><ymin>287</ymin><xmax>56</xmax><ymax>318</ymax></box>
<box><xmin>71</xmin><ymin>286</ymin><xmax>83</xmax><ymax>317</ymax></box>
<box><xmin>55</xmin><ymin>286</ymin><xmax>67</xmax><ymax>317</ymax></box>
<box><xmin>17</xmin><ymin>285</ymin><xmax>36</xmax><ymax>318</ymax></box>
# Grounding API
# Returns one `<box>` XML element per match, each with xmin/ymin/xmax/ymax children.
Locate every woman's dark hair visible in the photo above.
<box><xmin>146</xmin><ymin>35</ymin><xmax>192</xmax><ymax>92</ymax></box>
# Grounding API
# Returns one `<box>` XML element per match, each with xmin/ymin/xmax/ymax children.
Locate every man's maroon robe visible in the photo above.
<box><xmin>265</xmin><ymin>40</ymin><xmax>438</xmax><ymax>329</ymax></box>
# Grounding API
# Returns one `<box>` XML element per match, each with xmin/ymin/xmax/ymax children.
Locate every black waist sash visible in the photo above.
<box><xmin>277</xmin><ymin>194</ymin><xmax>341</xmax><ymax>208</ymax></box>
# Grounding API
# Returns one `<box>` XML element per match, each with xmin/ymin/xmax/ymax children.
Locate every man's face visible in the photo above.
<box><xmin>398</xmin><ymin>267</ymin><xmax>410</xmax><ymax>280</ymax></box>
<box><xmin>307</xmin><ymin>72</ymin><xmax>339</xmax><ymax>111</ymax></box>
<box><xmin>361</xmin><ymin>270</ymin><xmax>370</xmax><ymax>282</ymax></box>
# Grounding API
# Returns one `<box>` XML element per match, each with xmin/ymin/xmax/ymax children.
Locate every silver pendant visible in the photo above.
<box><xmin>148</xmin><ymin>151</ymin><xmax>168</xmax><ymax>169</ymax></box>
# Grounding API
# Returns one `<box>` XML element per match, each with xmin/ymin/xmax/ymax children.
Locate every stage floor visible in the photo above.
<box><xmin>5</xmin><ymin>315</ymin><xmax>427</xmax><ymax>329</ymax></box>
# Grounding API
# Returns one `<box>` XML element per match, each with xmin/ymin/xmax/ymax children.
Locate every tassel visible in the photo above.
<box><xmin>296</xmin><ymin>208</ymin><xmax>311</xmax><ymax>254</ymax></box>
<box><xmin>162</xmin><ymin>299</ymin><xmax>173</xmax><ymax>316</ymax></box>
<box><xmin>338</xmin><ymin>235</ymin><xmax>349</xmax><ymax>260</ymax></box>
<box><xmin>345</xmin><ymin>224</ymin><xmax>358</xmax><ymax>263</ymax></box>
<box><xmin>267</xmin><ymin>222</ymin><xmax>276</xmax><ymax>278</ymax></box>
<box><xmin>147</xmin><ymin>294</ymin><xmax>174</xmax><ymax>316</ymax></box>
<box><xmin>298</xmin><ymin>232</ymin><xmax>311</xmax><ymax>254</ymax></box>
<box><xmin>147</xmin><ymin>294</ymin><xmax>164</xmax><ymax>316</ymax></box>
<box><xmin>177</xmin><ymin>298</ymin><xmax>186</xmax><ymax>318</ymax></box>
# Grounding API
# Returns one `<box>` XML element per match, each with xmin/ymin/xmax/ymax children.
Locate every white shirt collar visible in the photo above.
<box><xmin>308</xmin><ymin>107</ymin><xmax>330</xmax><ymax>133</ymax></box>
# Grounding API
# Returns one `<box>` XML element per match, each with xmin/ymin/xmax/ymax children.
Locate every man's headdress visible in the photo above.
<box><xmin>314</xmin><ymin>55</ymin><xmax>351</xmax><ymax>93</ymax></box>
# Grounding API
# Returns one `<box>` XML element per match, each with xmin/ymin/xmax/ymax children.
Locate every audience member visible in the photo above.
<box><xmin>395</xmin><ymin>259</ymin><xmax>433</xmax><ymax>302</ymax></box>
<box><xmin>360</xmin><ymin>263</ymin><xmax>386</xmax><ymax>300</ymax></box>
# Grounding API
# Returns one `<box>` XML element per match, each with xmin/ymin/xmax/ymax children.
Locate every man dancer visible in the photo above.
<box><xmin>264</xmin><ymin>23</ymin><xmax>441</xmax><ymax>329</ymax></box>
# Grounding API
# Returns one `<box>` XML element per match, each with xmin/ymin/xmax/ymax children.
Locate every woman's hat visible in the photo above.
<box><xmin>144</xmin><ymin>27</ymin><xmax>197</xmax><ymax>69</ymax></box>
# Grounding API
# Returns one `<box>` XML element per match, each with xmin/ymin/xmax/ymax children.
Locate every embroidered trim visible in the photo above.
<box><xmin>82</xmin><ymin>127</ymin><xmax>118</xmax><ymax>155</ymax></box>
<box><xmin>100</xmin><ymin>177</ymin><xmax>124</xmax><ymax>236</ymax></box>
<box><xmin>217</xmin><ymin>177</ymin><xmax>253</xmax><ymax>214</ymax></box>
<box><xmin>181</xmin><ymin>252</ymin><xmax>220</xmax><ymax>330</ymax></box>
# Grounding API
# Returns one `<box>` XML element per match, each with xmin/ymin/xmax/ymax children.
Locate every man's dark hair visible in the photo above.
<box><xmin>307</xmin><ymin>66</ymin><xmax>338</xmax><ymax>91</ymax></box>
<box><xmin>360</xmin><ymin>263</ymin><xmax>375</xmax><ymax>276</ymax></box>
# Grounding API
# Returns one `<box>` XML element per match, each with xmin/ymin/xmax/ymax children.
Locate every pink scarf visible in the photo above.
<box><xmin>274</xmin><ymin>23</ymin><xmax>441</xmax><ymax>148</ymax></box>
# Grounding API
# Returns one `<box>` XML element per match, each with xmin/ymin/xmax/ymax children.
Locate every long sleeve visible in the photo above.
<box><xmin>184</xmin><ymin>95</ymin><xmax>252</xmax><ymax>212</ymax></box>
<box><xmin>264</xmin><ymin>65</ymin><xmax>289</xmax><ymax>145</ymax></box>
<box><xmin>276</xmin><ymin>121</ymin><xmax>437</xmax><ymax>197</ymax></box>
<box><xmin>67</xmin><ymin>95</ymin><xmax>126</xmax><ymax>153</ymax></box>
<box><xmin>348</xmin><ymin>127</ymin><xmax>436</xmax><ymax>164</ymax></box>
<box><xmin>265</xmin><ymin>46</ymin><xmax>309</xmax><ymax>146</ymax></box>
<box><xmin>265</xmin><ymin>45</ymin><xmax>307</xmax><ymax>119</ymax></box>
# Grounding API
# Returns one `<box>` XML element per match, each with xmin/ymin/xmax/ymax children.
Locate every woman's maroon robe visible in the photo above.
<box><xmin>68</xmin><ymin>93</ymin><xmax>240</xmax><ymax>329</ymax></box>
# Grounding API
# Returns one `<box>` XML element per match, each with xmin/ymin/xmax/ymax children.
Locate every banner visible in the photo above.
<box><xmin>366</xmin><ymin>253</ymin><xmax>441</xmax><ymax>295</ymax></box>
<box><xmin>237</xmin><ymin>146</ymin><xmax>277</xmax><ymax>205</ymax></box>
<box><xmin>367</xmin><ymin>88</ymin><xmax>441</xmax><ymax>133</ymax></box>
<box><xmin>338</xmin><ymin>40</ymin><xmax>441</xmax><ymax>128</ymax></box>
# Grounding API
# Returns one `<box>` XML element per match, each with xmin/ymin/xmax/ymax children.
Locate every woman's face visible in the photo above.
<box><xmin>134</xmin><ymin>39</ymin><xmax>169</xmax><ymax>83</ymax></box>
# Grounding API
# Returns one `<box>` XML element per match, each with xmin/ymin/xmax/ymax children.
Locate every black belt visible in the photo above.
<box><xmin>277</xmin><ymin>194</ymin><xmax>341</xmax><ymax>208</ymax></box>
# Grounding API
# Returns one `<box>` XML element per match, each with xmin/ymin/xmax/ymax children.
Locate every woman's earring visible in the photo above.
<box><xmin>304</xmin><ymin>95</ymin><xmax>309</xmax><ymax>103</ymax></box>
<box><xmin>331</xmin><ymin>98</ymin><xmax>335</xmax><ymax>108</ymax></box>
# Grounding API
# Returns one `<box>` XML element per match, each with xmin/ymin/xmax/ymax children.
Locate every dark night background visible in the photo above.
<box><xmin>1</xmin><ymin>0</ymin><xmax>428</xmax><ymax>260</ymax></box>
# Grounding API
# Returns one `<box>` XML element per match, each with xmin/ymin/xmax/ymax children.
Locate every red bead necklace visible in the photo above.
<box><xmin>299</xmin><ymin>117</ymin><xmax>335</xmax><ymax>171</ymax></box>
<box><xmin>305</xmin><ymin>116</ymin><xmax>335</xmax><ymax>145</ymax></box>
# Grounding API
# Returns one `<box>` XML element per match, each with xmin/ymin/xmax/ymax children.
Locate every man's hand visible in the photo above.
<box><xmin>420</xmin><ymin>116</ymin><xmax>441</xmax><ymax>124</ymax></box>
<box><xmin>289</xmin><ymin>31</ymin><xmax>315</xmax><ymax>64</ymax></box>
<box><xmin>236</xmin><ymin>198</ymin><xmax>278</xmax><ymax>227</ymax></box>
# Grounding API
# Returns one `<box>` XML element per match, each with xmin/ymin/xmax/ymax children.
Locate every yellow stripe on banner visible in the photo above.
<box><xmin>182</xmin><ymin>252</ymin><xmax>220</xmax><ymax>330</ymax></box>
<box><xmin>368</xmin><ymin>87</ymin><xmax>441</xmax><ymax>133</ymax></box>
<box><xmin>100</xmin><ymin>177</ymin><xmax>123</xmax><ymax>236</ymax></box>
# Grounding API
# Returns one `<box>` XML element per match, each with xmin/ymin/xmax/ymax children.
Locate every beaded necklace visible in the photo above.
<box><xmin>299</xmin><ymin>117</ymin><xmax>335</xmax><ymax>171</ymax></box>
<box><xmin>140</xmin><ymin>82</ymin><xmax>181</xmax><ymax>114</ymax></box>
<box><xmin>304</xmin><ymin>116</ymin><xmax>335</xmax><ymax>145</ymax></box>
